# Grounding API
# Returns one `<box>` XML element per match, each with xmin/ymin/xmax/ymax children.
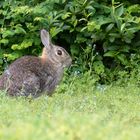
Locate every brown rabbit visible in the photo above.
<box><xmin>0</xmin><ymin>29</ymin><xmax>72</xmax><ymax>98</ymax></box>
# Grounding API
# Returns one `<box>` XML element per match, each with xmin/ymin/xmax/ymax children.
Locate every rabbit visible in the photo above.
<box><xmin>0</xmin><ymin>29</ymin><xmax>72</xmax><ymax>98</ymax></box>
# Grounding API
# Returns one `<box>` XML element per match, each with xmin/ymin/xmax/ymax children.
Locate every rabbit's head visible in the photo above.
<box><xmin>40</xmin><ymin>29</ymin><xmax>72</xmax><ymax>68</ymax></box>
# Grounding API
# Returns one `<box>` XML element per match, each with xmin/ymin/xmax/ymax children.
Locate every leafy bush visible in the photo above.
<box><xmin>0</xmin><ymin>0</ymin><xmax>140</xmax><ymax>84</ymax></box>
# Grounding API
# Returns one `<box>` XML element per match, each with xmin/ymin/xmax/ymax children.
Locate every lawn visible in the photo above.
<box><xmin>0</xmin><ymin>76</ymin><xmax>140</xmax><ymax>140</ymax></box>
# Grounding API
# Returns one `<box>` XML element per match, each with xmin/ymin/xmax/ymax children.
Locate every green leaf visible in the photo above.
<box><xmin>119</xmin><ymin>45</ymin><xmax>130</xmax><ymax>53</ymax></box>
<box><xmin>106</xmin><ymin>23</ymin><xmax>114</xmax><ymax>32</ymax></box>
<box><xmin>127</xmin><ymin>4</ymin><xmax>140</xmax><ymax>14</ymax></box>
<box><xmin>2</xmin><ymin>30</ymin><xmax>15</xmax><ymax>38</ymax></box>
<box><xmin>116</xmin><ymin>54</ymin><xmax>128</xmax><ymax>65</ymax></box>
<box><xmin>107</xmin><ymin>45</ymin><xmax>118</xmax><ymax>51</ymax></box>
<box><xmin>109</xmin><ymin>33</ymin><xmax>120</xmax><ymax>38</ymax></box>
<box><xmin>62</xmin><ymin>12</ymin><xmax>71</xmax><ymax>19</ymax></box>
<box><xmin>11</xmin><ymin>44</ymin><xmax>19</xmax><ymax>50</ymax></box>
<box><xmin>15</xmin><ymin>26</ymin><xmax>26</xmax><ymax>34</ymax></box>
<box><xmin>11</xmin><ymin>40</ymin><xmax>33</xmax><ymax>50</ymax></box>
<box><xmin>0</xmin><ymin>39</ymin><xmax>9</xmax><ymax>45</ymax></box>
<box><xmin>87</xmin><ymin>21</ymin><xmax>100</xmax><ymax>31</ymax></box>
<box><xmin>4</xmin><ymin>52</ymin><xmax>22</xmax><ymax>61</ymax></box>
<box><xmin>50</xmin><ymin>27</ymin><xmax>62</xmax><ymax>37</ymax></box>
<box><xmin>74</xmin><ymin>20</ymin><xmax>78</xmax><ymax>27</ymax></box>
<box><xmin>97</xmin><ymin>16</ymin><xmax>112</xmax><ymax>26</ymax></box>
<box><xmin>93</xmin><ymin>61</ymin><xmax>104</xmax><ymax>74</ymax></box>
<box><xmin>120</xmin><ymin>23</ymin><xmax>125</xmax><ymax>32</ymax></box>
<box><xmin>21</xmin><ymin>40</ymin><xmax>33</xmax><ymax>49</ymax></box>
<box><xmin>104</xmin><ymin>51</ymin><xmax>117</xmax><ymax>57</ymax></box>
<box><xmin>115</xmin><ymin>5</ymin><xmax>124</xmax><ymax>17</ymax></box>
<box><xmin>109</xmin><ymin>36</ymin><xmax>115</xmax><ymax>43</ymax></box>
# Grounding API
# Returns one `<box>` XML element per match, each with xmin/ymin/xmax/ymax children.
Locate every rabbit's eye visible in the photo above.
<box><xmin>57</xmin><ymin>50</ymin><xmax>62</xmax><ymax>56</ymax></box>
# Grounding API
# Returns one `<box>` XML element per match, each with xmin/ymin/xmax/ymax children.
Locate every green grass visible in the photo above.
<box><xmin>0</xmin><ymin>76</ymin><xmax>140</xmax><ymax>140</ymax></box>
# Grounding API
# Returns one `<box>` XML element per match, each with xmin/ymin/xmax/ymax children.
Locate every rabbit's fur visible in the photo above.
<box><xmin>0</xmin><ymin>29</ymin><xmax>72</xmax><ymax>97</ymax></box>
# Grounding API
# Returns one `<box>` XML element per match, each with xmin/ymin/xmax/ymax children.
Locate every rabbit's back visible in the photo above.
<box><xmin>0</xmin><ymin>56</ymin><xmax>59</xmax><ymax>97</ymax></box>
<box><xmin>2</xmin><ymin>56</ymin><xmax>45</xmax><ymax>80</ymax></box>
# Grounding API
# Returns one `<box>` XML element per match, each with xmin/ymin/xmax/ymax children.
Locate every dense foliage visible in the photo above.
<box><xmin>0</xmin><ymin>0</ymin><xmax>140</xmax><ymax>83</ymax></box>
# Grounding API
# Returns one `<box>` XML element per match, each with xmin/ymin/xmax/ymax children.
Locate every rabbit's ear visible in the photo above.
<box><xmin>40</xmin><ymin>29</ymin><xmax>52</xmax><ymax>49</ymax></box>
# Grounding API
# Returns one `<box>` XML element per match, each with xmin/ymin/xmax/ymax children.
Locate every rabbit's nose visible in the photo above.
<box><xmin>63</xmin><ymin>58</ymin><xmax>72</xmax><ymax>68</ymax></box>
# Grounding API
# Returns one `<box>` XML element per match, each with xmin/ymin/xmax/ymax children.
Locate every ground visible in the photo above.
<box><xmin>0</xmin><ymin>77</ymin><xmax>140</xmax><ymax>140</ymax></box>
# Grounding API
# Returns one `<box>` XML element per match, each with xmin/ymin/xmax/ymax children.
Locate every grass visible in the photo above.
<box><xmin>0</xmin><ymin>75</ymin><xmax>140</xmax><ymax>140</ymax></box>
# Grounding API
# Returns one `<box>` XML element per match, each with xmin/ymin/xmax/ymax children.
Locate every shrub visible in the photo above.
<box><xmin>0</xmin><ymin>0</ymin><xmax>140</xmax><ymax>84</ymax></box>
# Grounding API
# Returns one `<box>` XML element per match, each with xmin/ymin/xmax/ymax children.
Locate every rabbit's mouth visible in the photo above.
<box><xmin>63</xmin><ymin>57</ymin><xmax>72</xmax><ymax>68</ymax></box>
